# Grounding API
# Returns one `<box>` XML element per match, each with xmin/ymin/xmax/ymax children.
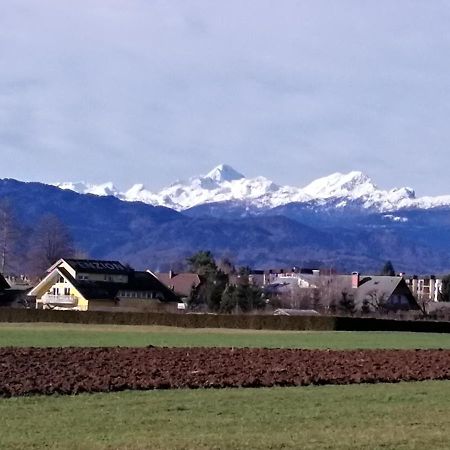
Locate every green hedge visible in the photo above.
<box><xmin>0</xmin><ymin>308</ymin><xmax>449</xmax><ymax>333</ymax></box>
<box><xmin>0</xmin><ymin>309</ymin><xmax>335</xmax><ymax>330</ymax></box>
<box><xmin>334</xmin><ymin>316</ymin><xmax>450</xmax><ymax>333</ymax></box>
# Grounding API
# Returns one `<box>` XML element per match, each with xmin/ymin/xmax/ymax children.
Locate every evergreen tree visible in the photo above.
<box><xmin>186</xmin><ymin>251</ymin><xmax>228</xmax><ymax>311</ymax></box>
<box><xmin>380</xmin><ymin>260</ymin><xmax>396</xmax><ymax>276</ymax></box>
<box><xmin>186</xmin><ymin>282</ymin><xmax>202</xmax><ymax>310</ymax></box>
<box><xmin>205</xmin><ymin>269</ymin><xmax>228</xmax><ymax>311</ymax></box>
<box><xmin>187</xmin><ymin>251</ymin><xmax>217</xmax><ymax>276</ymax></box>
<box><xmin>220</xmin><ymin>284</ymin><xmax>237</xmax><ymax>313</ymax></box>
<box><xmin>185</xmin><ymin>251</ymin><xmax>265</xmax><ymax>313</ymax></box>
<box><xmin>238</xmin><ymin>283</ymin><xmax>265</xmax><ymax>312</ymax></box>
<box><xmin>219</xmin><ymin>282</ymin><xmax>265</xmax><ymax>313</ymax></box>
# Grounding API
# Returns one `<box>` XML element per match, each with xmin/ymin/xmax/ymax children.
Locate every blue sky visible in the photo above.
<box><xmin>1</xmin><ymin>1</ymin><xmax>450</xmax><ymax>194</ymax></box>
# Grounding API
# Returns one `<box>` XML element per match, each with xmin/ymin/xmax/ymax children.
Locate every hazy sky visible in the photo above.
<box><xmin>2</xmin><ymin>1</ymin><xmax>450</xmax><ymax>194</ymax></box>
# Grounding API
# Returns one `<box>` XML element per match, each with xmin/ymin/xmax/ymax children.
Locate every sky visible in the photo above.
<box><xmin>2</xmin><ymin>0</ymin><xmax>450</xmax><ymax>194</ymax></box>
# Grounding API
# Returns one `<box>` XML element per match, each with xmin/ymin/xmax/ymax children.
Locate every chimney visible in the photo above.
<box><xmin>169</xmin><ymin>270</ymin><xmax>174</xmax><ymax>279</ymax></box>
<box><xmin>352</xmin><ymin>272</ymin><xmax>360</xmax><ymax>289</ymax></box>
<box><xmin>412</xmin><ymin>275</ymin><xmax>418</xmax><ymax>295</ymax></box>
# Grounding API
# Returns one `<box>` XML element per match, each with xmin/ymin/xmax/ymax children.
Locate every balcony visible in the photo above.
<box><xmin>42</xmin><ymin>294</ymin><xmax>78</xmax><ymax>306</ymax></box>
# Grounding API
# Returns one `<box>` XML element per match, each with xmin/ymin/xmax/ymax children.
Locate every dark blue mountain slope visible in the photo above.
<box><xmin>1</xmin><ymin>178</ymin><xmax>450</xmax><ymax>273</ymax></box>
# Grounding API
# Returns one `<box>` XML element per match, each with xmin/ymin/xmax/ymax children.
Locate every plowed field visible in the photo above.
<box><xmin>2</xmin><ymin>347</ymin><xmax>450</xmax><ymax>396</ymax></box>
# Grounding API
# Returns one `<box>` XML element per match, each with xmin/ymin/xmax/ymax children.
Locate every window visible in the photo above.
<box><xmin>64</xmin><ymin>288</ymin><xmax>70</xmax><ymax>295</ymax></box>
<box><xmin>58</xmin><ymin>276</ymin><xmax>65</xmax><ymax>283</ymax></box>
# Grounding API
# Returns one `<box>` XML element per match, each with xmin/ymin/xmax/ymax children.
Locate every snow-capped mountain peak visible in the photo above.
<box><xmin>54</xmin><ymin>164</ymin><xmax>450</xmax><ymax>213</ymax></box>
<box><xmin>205</xmin><ymin>164</ymin><xmax>245</xmax><ymax>183</ymax></box>
<box><xmin>124</xmin><ymin>183</ymin><xmax>147</xmax><ymax>198</ymax></box>
<box><xmin>388</xmin><ymin>187</ymin><xmax>416</xmax><ymax>201</ymax></box>
<box><xmin>302</xmin><ymin>171</ymin><xmax>377</xmax><ymax>199</ymax></box>
<box><xmin>53</xmin><ymin>181</ymin><xmax>118</xmax><ymax>197</ymax></box>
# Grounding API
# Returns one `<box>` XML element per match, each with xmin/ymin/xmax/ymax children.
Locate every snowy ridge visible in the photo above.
<box><xmin>53</xmin><ymin>164</ymin><xmax>450</xmax><ymax>212</ymax></box>
<box><xmin>53</xmin><ymin>181</ymin><xmax>119</xmax><ymax>197</ymax></box>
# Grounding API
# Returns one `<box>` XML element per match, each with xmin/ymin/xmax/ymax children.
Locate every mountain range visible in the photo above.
<box><xmin>53</xmin><ymin>164</ymin><xmax>450</xmax><ymax>213</ymax></box>
<box><xmin>2</xmin><ymin>165</ymin><xmax>450</xmax><ymax>274</ymax></box>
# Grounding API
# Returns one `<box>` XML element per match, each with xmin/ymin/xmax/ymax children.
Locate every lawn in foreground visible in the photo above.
<box><xmin>2</xmin><ymin>381</ymin><xmax>450</xmax><ymax>449</ymax></box>
<box><xmin>1</xmin><ymin>322</ymin><xmax>450</xmax><ymax>349</ymax></box>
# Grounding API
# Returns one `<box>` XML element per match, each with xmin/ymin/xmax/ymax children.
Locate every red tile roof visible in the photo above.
<box><xmin>156</xmin><ymin>272</ymin><xmax>202</xmax><ymax>297</ymax></box>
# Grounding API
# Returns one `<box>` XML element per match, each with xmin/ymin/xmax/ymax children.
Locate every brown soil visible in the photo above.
<box><xmin>2</xmin><ymin>347</ymin><xmax>450</xmax><ymax>396</ymax></box>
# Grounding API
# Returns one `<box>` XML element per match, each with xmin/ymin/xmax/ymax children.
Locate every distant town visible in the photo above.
<box><xmin>2</xmin><ymin>248</ymin><xmax>450</xmax><ymax>321</ymax></box>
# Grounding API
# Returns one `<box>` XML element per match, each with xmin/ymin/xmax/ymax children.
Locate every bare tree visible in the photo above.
<box><xmin>416</xmin><ymin>292</ymin><xmax>433</xmax><ymax>317</ymax></box>
<box><xmin>363</xmin><ymin>290</ymin><xmax>388</xmax><ymax>313</ymax></box>
<box><xmin>313</xmin><ymin>275</ymin><xmax>349</xmax><ymax>313</ymax></box>
<box><xmin>217</xmin><ymin>257</ymin><xmax>236</xmax><ymax>276</ymax></box>
<box><xmin>27</xmin><ymin>214</ymin><xmax>75</xmax><ymax>275</ymax></box>
<box><xmin>338</xmin><ymin>291</ymin><xmax>356</xmax><ymax>315</ymax></box>
<box><xmin>0</xmin><ymin>200</ymin><xmax>20</xmax><ymax>275</ymax></box>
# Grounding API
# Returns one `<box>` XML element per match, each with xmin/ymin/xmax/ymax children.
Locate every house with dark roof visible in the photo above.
<box><xmin>29</xmin><ymin>259</ymin><xmax>179</xmax><ymax>311</ymax></box>
<box><xmin>265</xmin><ymin>271</ymin><xmax>419</xmax><ymax>312</ymax></box>
<box><xmin>350</xmin><ymin>273</ymin><xmax>419</xmax><ymax>311</ymax></box>
<box><xmin>0</xmin><ymin>273</ymin><xmax>34</xmax><ymax>308</ymax></box>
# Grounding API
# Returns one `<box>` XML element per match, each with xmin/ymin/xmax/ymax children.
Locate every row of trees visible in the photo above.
<box><xmin>0</xmin><ymin>200</ymin><xmax>78</xmax><ymax>277</ymax></box>
<box><xmin>185</xmin><ymin>251</ymin><xmax>266</xmax><ymax>313</ymax></box>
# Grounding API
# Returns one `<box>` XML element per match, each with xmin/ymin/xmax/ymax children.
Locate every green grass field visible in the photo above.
<box><xmin>2</xmin><ymin>323</ymin><xmax>450</xmax><ymax>449</ymax></box>
<box><xmin>2</xmin><ymin>382</ymin><xmax>450</xmax><ymax>449</ymax></box>
<box><xmin>1</xmin><ymin>322</ymin><xmax>450</xmax><ymax>349</ymax></box>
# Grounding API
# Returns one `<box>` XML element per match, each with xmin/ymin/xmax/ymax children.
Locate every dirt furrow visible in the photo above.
<box><xmin>1</xmin><ymin>347</ymin><xmax>450</xmax><ymax>396</ymax></box>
